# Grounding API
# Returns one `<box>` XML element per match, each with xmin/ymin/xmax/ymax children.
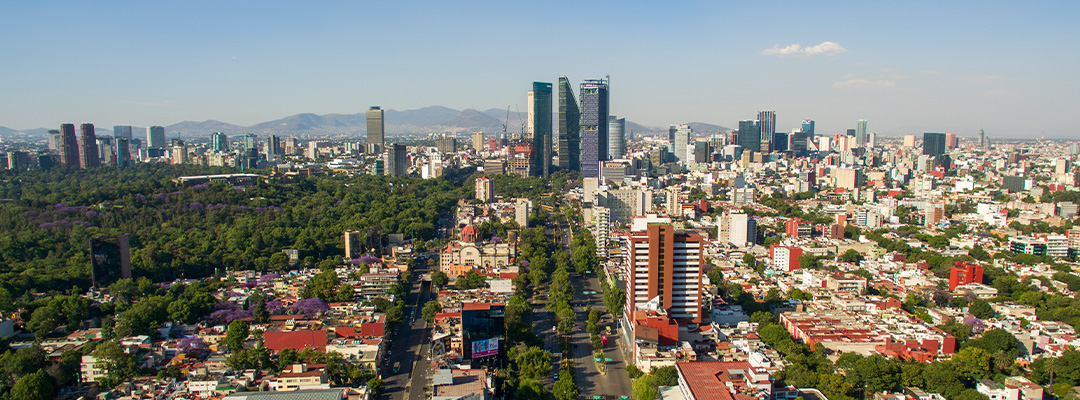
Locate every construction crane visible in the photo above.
<box><xmin>502</xmin><ymin>105</ymin><xmax>510</xmax><ymax>138</ymax></box>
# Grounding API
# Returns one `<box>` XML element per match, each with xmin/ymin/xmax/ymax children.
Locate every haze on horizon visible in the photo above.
<box><xmin>1</xmin><ymin>1</ymin><xmax>1077</xmax><ymax>138</ymax></box>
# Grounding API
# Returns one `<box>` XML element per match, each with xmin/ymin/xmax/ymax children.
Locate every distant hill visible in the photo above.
<box><xmin>0</xmin><ymin>107</ymin><xmax>725</xmax><ymax>140</ymax></box>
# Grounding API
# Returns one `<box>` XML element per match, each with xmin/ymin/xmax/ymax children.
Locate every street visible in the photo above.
<box><xmin>380</xmin><ymin>261</ymin><xmax>434</xmax><ymax>400</ymax></box>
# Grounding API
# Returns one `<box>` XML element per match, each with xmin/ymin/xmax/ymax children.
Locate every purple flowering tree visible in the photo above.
<box><xmin>179</xmin><ymin>336</ymin><xmax>209</xmax><ymax>359</ymax></box>
<box><xmin>259</xmin><ymin>273</ymin><xmax>280</xmax><ymax>284</ymax></box>
<box><xmin>266</xmin><ymin>300</ymin><xmax>286</xmax><ymax>315</ymax></box>
<box><xmin>207</xmin><ymin>308</ymin><xmax>252</xmax><ymax>325</ymax></box>
<box><xmin>291</xmin><ymin>298</ymin><xmax>329</xmax><ymax>317</ymax></box>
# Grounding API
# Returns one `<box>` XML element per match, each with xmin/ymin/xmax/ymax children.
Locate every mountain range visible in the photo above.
<box><xmin>0</xmin><ymin>107</ymin><xmax>730</xmax><ymax>141</ymax></box>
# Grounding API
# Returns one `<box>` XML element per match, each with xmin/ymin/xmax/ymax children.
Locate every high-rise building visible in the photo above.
<box><xmin>58</xmin><ymin>123</ymin><xmax>80</xmax><ymax>166</ymax></box>
<box><xmin>472</xmin><ymin>132</ymin><xmax>485</xmax><ymax>151</ymax></box>
<box><xmin>557</xmin><ymin>76</ymin><xmax>581</xmax><ymax>171</ymax></box>
<box><xmin>529</xmin><ymin>82</ymin><xmax>553</xmax><ymax>179</ymax></box>
<box><xmin>113</xmin><ymin>125</ymin><xmax>132</xmax><ymax>142</ymax></box>
<box><xmin>757</xmin><ymin>111</ymin><xmax>776</xmax><ymax>151</ymax></box>
<box><xmin>146</xmin><ymin>126</ymin><xmax>166</xmax><ymax>148</ymax></box>
<box><xmin>801</xmin><ymin>120</ymin><xmax>815</xmax><ymax>141</ymax></box>
<box><xmin>693</xmin><ymin>141</ymin><xmax>710</xmax><ymax>164</ymax></box>
<box><xmin>266</xmin><ymin>135</ymin><xmax>282</xmax><ymax>162</ymax></box>
<box><xmin>620</xmin><ymin>224</ymin><xmax>704</xmax><ymax>323</ymax></box>
<box><xmin>366</xmin><ymin>106</ymin><xmax>385</xmax><ymax>150</ymax></box>
<box><xmin>728</xmin><ymin>211</ymin><xmax>756</xmax><ymax>247</ymax></box>
<box><xmin>115</xmin><ymin>138</ymin><xmax>132</xmax><ymax>167</ymax></box>
<box><xmin>210</xmin><ymin>132</ymin><xmax>229</xmax><ymax>152</ymax></box>
<box><xmin>475</xmin><ymin>176</ymin><xmax>494</xmax><ymax>203</ymax></box>
<box><xmin>979</xmin><ymin>129</ymin><xmax>986</xmax><ymax>149</ymax></box>
<box><xmin>773</xmin><ymin>131</ymin><xmax>789</xmax><ymax>152</ymax></box>
<box><xmin>89</xmin><ymin>235</ymin><xmax>131</xmax><ymax>288</ymax></box>
<box><xmin>945</xmin><ymin>133</ymin><xmax>958</xmax><ymax>150</ymax></box>
<box><xmin>47</xmin><ymin>129</ymin><xmax>62</xmax><ymax>152</ymax></box>
<box><xmin>923</xmin><ymin>132</ymin><xmax>947</xmax><ymax>156</ymax></box>
<box><xmin>608</xmin><ymin>116</ymin><xmax>625</xmax><ymax>159</ymax></box>
<box><xmin>791</xmin><ymin>131</ymin><xmax>809</xmax><ymax>156</ymax></box>
<box><xmin>580</xmin><ymin>78</ymin><xmax>610</xmax><ymax>179</ymax></box>
<box><xmin>855</xmin><ymin>119</ymin><xmax>868</xmax><ymax>147</ymax></box>
<box><xmin>671</xmin><ymin>124</ymin><xmax>690</xmax><ymax>163</ymax></box>
<box><xmin>344</xmin><ymin>230</ymin><xmax>363</xmax><ymax>259</ymax></box>
<box><xmin>903</xmin><ymin>135</ymin><xmax>917</xmax><ymax>148</ymax></box>
<box><xmin>435</xmin><ymin>137</ymin><xmax>456</xmax><ymax>154</ymax></box>
<box><xmin>385</xmin><ymin>143</ymin><xmax>407</xmax><ymax>177</ymax></box>
<box><xmin>738</xmin><ymin>120</ymin><xmax>760</xmax><ymax>155</ymax></box>
<box><xmin>171</xmin><ymin>139</ymin><xmax>188</xmax><ymax>164</ymax></box>
<box><xmin>79</xmin><ymin>123</ymin><xmax>100</xmax><ymax>168</ymax></box>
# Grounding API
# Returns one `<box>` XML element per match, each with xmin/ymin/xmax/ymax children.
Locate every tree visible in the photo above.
<box><xmin>422</xmin><ymin>300</ymin><xmax>442</xmax><ymax>323</ymax></box>
<box><xmin>626</xmin><ymin>365</ymin><xmax>644</xmax><ymax>379</ymax></box>
<box><xmin>251</xmin><ymin>291</ymin><xmax>270</xmax><ymax>323</ymax></box>
<box><xmin>963</xmin><ymin>328</ymin><xmax>1019</xmax><ymax>354</ymax></box>
<box><xmin>923</xmin><ymin>361</ymin><xmax>965</xmax><ymax>398</ymax></box>
<box><xmin>93</xmin><ymin>341</ymin><xmax>135</xmax><ymax>387</ymax></box>
<box><xmin>742</xmin><ymin>253</ymin><xmax>756</xmax><ymax>266</ymax></box>
<box><xmin>515</xmin><ymin>379</ymin><xmax>548</xmax><ymax>400</ymax></box>
<box><xmin>514</xmin><ymin>346</ymin><xmax>553</xmax><ymax>380</ymax></box>
<box><xmin>553</xmin><ymin>373</ymin><xmax>580</xmax><ymax>400</ymax></box>
<box><xmin>27</xmin><ymin>305</ymin><xmax>60</xmax><ymax>338</ymax></box>
<box><xmin>633</xmin><ymin>374</ymin><xmax>659</xmax><ymax>400</ymax></box>
<box><xmin>798</xmin><ymin>254</ymin><xmax>822</xmax><ymax>270</ymax></box>
<box><xmin>968</xmin><ymin>298</ymin><xmax>994</xmax><ymax>319</ymax></box>
<box><xmin>11</xmin><ymin>370</ymin><xmax>55</xmax><ymax>400</ymax></box>
<box><xmin>431</xmin><ymin>271</ymin><xmax>449</xmax><ymax>288</ymax></box>
<box><xmin>750</xmin><ymin>311</ymin><xmax>775</xmax><ymax>325</ymax></box>
<box><xmin>954</xmin><ymin>347</ymin><xmax>994</xmax><ymax>379</ymax></box>
<box><xmin>841</xmin><ymin>249</ymin><xmax>864</xmax><ymax>264</ymax></box>
<box><xmin>225</xmin><ymin>320</ymin><xmax>249</xmax><ymax>352</ymax></box>
<box><xmin>367</xmin><ymin>378</ymin><xmax>383</xmax><ymax>393</ymax></box>
<box><xmin>653</xmin><ymin>366</ymin><xmax>679</xmax><ymax>386</ymax></box>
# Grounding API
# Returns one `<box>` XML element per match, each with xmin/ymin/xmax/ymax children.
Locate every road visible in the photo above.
<box><xmin>567</xmin><ymin>272</ymin><xmax>633</xmax><ymax>398</ymax></box>
<box><xmin>380</xmin><ymin>260</ymin><xmax>434</xmax><ymax>400</ymax></box>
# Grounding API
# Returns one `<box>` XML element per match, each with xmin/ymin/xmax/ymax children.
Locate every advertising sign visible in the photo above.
<box><xmin>471</xmin><ymin>338</ymin><xmax>499</xmax><ymax>358</ymax></box>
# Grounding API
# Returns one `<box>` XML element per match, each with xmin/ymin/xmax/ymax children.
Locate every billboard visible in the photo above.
<box><xmin>471</xmin><ymin>338</ymin><xmax>499</xmax><ymax>358</ymax></box>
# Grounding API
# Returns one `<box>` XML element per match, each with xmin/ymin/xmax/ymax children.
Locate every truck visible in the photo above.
<box><xmin>393</xmin><ymin>362</ymin><xmax>401</xmax><ymax>373</ymax></box>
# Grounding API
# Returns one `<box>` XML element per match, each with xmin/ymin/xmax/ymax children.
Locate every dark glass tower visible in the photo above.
<box><xmin>79</xmin><ymin>123</ymin><xmax>100</xmax><ymax>168</ymax></box>
<box><xmin>530</xmin><ymin>82</ymin><xmax>553</xmax><ymax>179</ymax></box>
<box><xmin>738</xmin><ymin>120</ymin><xmax>760</xmax><ymax>154</ymax></box>
<box><xmin>801</xmin><ymin>120</ymin><xmax>815</xmax><ymax>142</ymax></box>
<box><xmin>580</xmin><ymin>78</ymin><xmax>609</xmax><ymax>178</ymax></box>
<box><xmin>923</xmin><ymin>132</ymin><xmax>947</xmax><ymax>156</ymax></box>
<box><xmin>557</xmin><ymin>76</ymin><xmax>580</xmax><ymax>172</ymax></box>
<box><xmin>757</xmin><ymin>111</ymin><xmax>775</xmax><ymax>152</ymax></box>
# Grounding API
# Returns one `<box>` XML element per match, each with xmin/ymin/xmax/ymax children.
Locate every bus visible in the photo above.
<box><xmin>393</xmin><ymin>362</ymin><xmax>401</xmax><ymax>373</ymax></box>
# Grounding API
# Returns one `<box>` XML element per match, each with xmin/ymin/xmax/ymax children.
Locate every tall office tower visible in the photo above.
<box><xmin>738</xmin><ymin>120</ymin><xmax>760</xmax><ymax>155</ymax></box>
<box><xmin>620</xmin><ymin>224</ymin><xmax>704</xmax><ymax>323</ymax></box>
<box><xmin>366</xmin><ymin>106</ymin><xmax>385</xmax><ymax>150</ymax></box>
<box><xmin>557</xmin><ymin>76</ymin><xmax>581</xmax><ymax>171</ymax></box>
<box><xmin>757</xmin><ymin>111</ymin><xmax>776</xmax><ymax>151</ymax></box>
<box><xmin>97</xmin><ymin>137</ymin><xmax>115</xmax><ymax>165</ymax></box>
<box><xmin>210</xmin><ymin>132</ymin><xmax>229</xmax><ymax>152</ymax></box>
<box><xmin>146</xmin><ymin>126</ymin><xmax>166</xmax><ymax>148</ymax></box>
<box><xmin>79</xmin><ymin>123</ymin><xmax>100</xmax><ymax>168</ymax></box>
<box><xmin>668</xmin><ymin>125</ymin><xmax>677</xmax><ymax>144</ymax></box>
<box><xmin>791</xmin><ymin>131</ymin><xmax>810</xmax><ymax>156</ymax></box>
<box><xmin>472</xmin><ymin>132</ymin><xmax>485</xmax><ymax>151</ymax></box>
<box><xmin>693</xmin><ymin>141</ymin><xmax>710</xmax><ymax>164</ymax></box>
<box><xmin>266</xmin><ymin>135</ymin><xmax>282</xmax><ymax>162</ymax></box>
<box><xmin>608</xmin><ymin>116</ymin><xmax>626</xmax><ymax>159</ymax></box>
<box><xmin>580</xmin><ymin>78</ymin><xmax>610</xmax><ymax>178</ymax></box>
<box><xmin>58</xmin><ymin>124</ymin><xmax>80</xmax><ymax>166</ymax></box>
<box><xmin>385</xmin><ymin>143</ymin><xmax>407</xmax><ymax>177</ymax></box>
<box><xmin>285</xmin><ymin>137</ymin><xmax>299</xmax><ymax>155</ymax></box>
<box><xmin>475</xmin><ymin>176</ymin><xmax>494</xmax><ymax>202</ymax></box>
<box><xmin>855</xmin><ymin>119</ymin><xmax>868</xmax><ymax>147</ymax></box>
<box><xmin>773</xmin><ymin>131</ymin><xmax>789</xmax><ymax>152</ymax></box>
<box><xmin>171</xmin><ymin>139</ymin><xmax>188</xmax><ymax>164</ymax></box>
<box><xmin>672</xmin><ymin>124</ymin><xmax>691</xmax><ymax>163</ymax></box>
<box><xmin>801</xmin><ymin>119</ymin><xmax>815</xmax><ymax>141</ymax></box>
<box><xmin>242</xmin><ymin>133</ymin><xmax>259</xmax><ymax>168</ymax></box>
<box><xmin>115</xmin><ymin>138</ymin><xmax>132</xmax><ymax>167</ymax></box>
<box><xmin>979</xmin><ymin>129</ymin><xmax>986</xmax><ymax>148</ymax></box>
<box><xmin>113</xmin><ymin>125</ymin><xmax>132</xmax><ymax>142</ymax></box>
<box><xmin>923</xmin><ymin>132</ymin><xmax>947</xmax><ymax>156</ymax></box>
<box><xmin>528</xmin><ymin>82</ymin><xmax>553</xmax><ymax>179</ymax></box>
<box><xmin>728</xmin><ymin>211</ymin><xmax>757</xmax><ymax>247</ymax></box>
<box><xmin>344</xmin><ymin>230</ymin><xmax>363</xmax><ymax>259</ymax></box>
<box><xmin>945</xmin><ymin>133</ymin><xmax>958</xmax><ymax>150</ymax></box>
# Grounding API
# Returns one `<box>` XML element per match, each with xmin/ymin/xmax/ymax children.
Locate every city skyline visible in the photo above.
<box><xmin>1</xmin><ymin>2</ymin><xmax>1078</xmax><ymax>138</ymax></box>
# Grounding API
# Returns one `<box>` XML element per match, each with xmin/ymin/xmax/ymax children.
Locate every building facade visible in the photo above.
<box><xmin>580</xmin><ymin>78</ymin><xmax>609</xmax><ymax>178</ymax></box>
<box><xmin>557</xmin><ymin>76</ymin><xmax>580</xmax><ymax>172</ymax></box>
<box><xmin>620</xmin><ymin>224</ymin><xmax>704</xmax><ymax>323</ymax></box>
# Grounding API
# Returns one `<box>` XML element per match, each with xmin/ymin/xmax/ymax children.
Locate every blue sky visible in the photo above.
<box><xmin>1</xmin><ymin>1</ymin><xmax>1078</xmax><ymax>137</ymax></box>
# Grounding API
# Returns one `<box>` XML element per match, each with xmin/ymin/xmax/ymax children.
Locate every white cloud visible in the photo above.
<box><xmin>762</xmin><ymin>41</ymin><xmax>847</xmax><ymax>57</ymax></box>
<box><xmin>834</xmin><ymin>78</ymin><xmax>897</xmax><ymax>89</ymax></box>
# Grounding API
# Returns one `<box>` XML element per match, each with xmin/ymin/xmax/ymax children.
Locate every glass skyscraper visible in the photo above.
<box><xmin>923</xmin><ymin>132</ymin><xmax>947</xmax><ymax>156</ymax></box>
<box><xmin>738</xmin><ymin>120</ymin><xmax>760</xmax><ymax>154</ymax></box>
<box><xmin>557</xmin><ymin>76</ymin><xmax>580</xmax><ymax>171</ymax></box>
<box><xmin>608</xmin><ymin>116</ymin><xmax>625</xmax><ymax>159</ymax></box>
<box><xmin>530</xmin><ymin>82</ymin><xmax>553</xmax><ymax>179</ymax></box>
<box><xmin>856</xmin><ymin>119</ymin><xmax>868</xmax><ymax>147</ymax></box>
<box><xmin>580</xmin><ymin>78</ymin><xmax>609</xmax><ymax>178</ymax></box>
<box><xmin>801</xmin><ymin>120</ymin><xmax>815</xmax><ymax>140</ymax></box>
<box><xmin>366</xmin><ymin>106</ymin><xmax>384</xmax><ymax>150</ymax></box>
<box><xmin>210</xmin><ymin>132</ymin><xmax>229</xmax><ymax>152</ymax></box>
<box><xmin>757</xmin><ymin>111</ymin><xmax>775</xmax><ymax>152</ymax></box>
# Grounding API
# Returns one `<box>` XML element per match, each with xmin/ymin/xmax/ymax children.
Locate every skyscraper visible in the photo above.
<box><xmin>620</xmin><ymin>224</ymin><xmax>704</xmax><ymax>323</ymax></box>
<box><xmin>855</xmin><ymin>119</ymin><xmax>868</xmax><ymax>147</ymax></box>
<box><xmin>113</xmin><ymin>125</ymin><xmax>132</xmax><ymax>142</ymax></box>
<box><xmin>773</xmin><ymin>131</ymin><xmax>789</xmax><ymax>152</ymax></box>
<box><xmin>367</xmin><ymin>106</ymin><xmax>385</xmax><ymax>151</ymax></box>
<box><xmin>557</xmin><ymin>76</ymin><xmax>581</xmax><ymax>171</ymax></box>
<box><xmin>210</xmin><ymin>132</ymin><xmax>229</xmax><ymax>152</ymax></box>
<box><xmin>116</xmin><ymin>138</ymin><xmax>132</xmax><ymax>167</ymax></box>
<box><xmin>79</xmin><ymin>123</ymin><xmax>100</xmax><ymax>168</ymax></box>
<box><xmin>580</xmin><ymin>78</ymin><xmax>610</xmax><ymax>178</ymax></box>
<box><xmin>472</xmin><ymin>132</ymin><xmax>485</xmax><ymax>151</ymax></box>
<box><xmin>979</xmin><ymin>129</ymin><xmax>986</xmax><ymax>149</ymax></box>
<box><xmin>146</xmin><ymin>126</ymin><xmax>165</xmax><ymax>148</ymax></box>
<box><xmin>608</xmin><ymin>116</ymin><xmax>626</xmax><ymax>159</ymax></box>
<box><xmin>385</xmin><ymin>143</ymin><xmax>407</xmax><ymax>177</ymax></box>
<box><xmin>738</xmin><ymin>120</ymin><xmax>760</xmax><ymax>155</ymax></box>
<box><xmin>923</xmin><ymin>132</ymin><xmax>947</xmax><ymax>156</ymax></box>
<box><xmin>266</xmin><ymin>135</ymin><xmax>282</xmax><ymax>162</ymax></box>
<box><xmin>58</xmin><ymin>123</ymin><xmax>80</xmax><ymax>166</ymax></box>
<box><xmin>528</xmin><ymin>82</ymin><xmax>553</xmax><ymax>179</ymax></box>
<box><xmin>671</xmin><ymin>124</ymin><xmax>690</xmax><ymax>164</ymax></box>
<box><xmin>800</xmin><ymin>120</ymin><xmax>815</xmax><ymax>141</ymax></box>
<box><xmin>757</xmin><ymin>111</ymin><xmax>776</xmax><ymax>152</ymax></box>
